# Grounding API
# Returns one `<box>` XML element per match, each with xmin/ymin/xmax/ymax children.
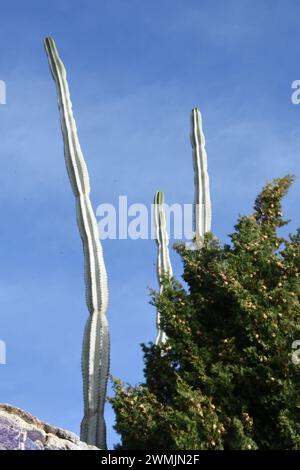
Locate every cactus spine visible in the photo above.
<box><xmin>190</xmin><ymin>108</ymin><xmax>212</xmax><ymax>247</ymax></box>
<box><xmin>44</xmin><ymin>37</ymin><xmax>109</xmax><ymax>449</ymax></box>
<box><xmin>154</xmin><ymin>191</ymin><xmax>173</xmax><ymax>346</ymax></box>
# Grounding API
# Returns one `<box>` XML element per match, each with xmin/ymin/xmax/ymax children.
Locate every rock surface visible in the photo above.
<box><xmin>0</xmin><ymin>404</ymin><xmax>99</xmax><ymax>450</ymax></box>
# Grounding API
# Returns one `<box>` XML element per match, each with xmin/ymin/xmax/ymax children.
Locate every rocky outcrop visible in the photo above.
<box><xmin>0</xmin><ymin>404</ymin><xmax>99</xmax><ymax>450</ymax></box>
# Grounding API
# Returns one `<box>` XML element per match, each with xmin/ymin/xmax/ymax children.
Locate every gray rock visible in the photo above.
<box><xmin>0</xmin><ymin>404</ymin><xmax>99</xmax><ymax>450</ymax></box>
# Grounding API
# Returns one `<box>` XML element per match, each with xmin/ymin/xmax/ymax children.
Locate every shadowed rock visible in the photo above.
<box><xmin>0</xmin><ymin>404</ymin><xmax>99</xmax><ymax>450</ymax></box>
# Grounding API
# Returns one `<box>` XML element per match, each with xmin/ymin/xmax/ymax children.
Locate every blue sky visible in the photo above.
<box><xmin>0</xmin><ymin>0</ymin><xmax>300</xmax><ymax>449</ymax></box>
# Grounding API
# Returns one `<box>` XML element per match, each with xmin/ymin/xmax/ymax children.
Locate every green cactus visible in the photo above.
<box><xmin>190</xmin><ymin>108</ymin><xmax>212</xmax><ymax>247</ymax></box>
<box><xmin>153</xmin><ymin>191</ymin><xmax>173</xmax><ymax>345</ymax></box>
<box><xmin>44</xmin><ymin>37</ymin><xmax>109</xmax><ymax>449</ymax></box>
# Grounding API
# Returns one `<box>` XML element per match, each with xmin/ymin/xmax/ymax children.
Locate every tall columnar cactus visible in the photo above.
<box><xmin>44</xmin><ymin>37</ymin><xmax>109</xmax><ymax>449</ymax></box>
<box><xmin>154</xmin><ymin>191</ymin><xmax>173</xmax><ymax>346</ymax></box>
<box><xmin>190</xmin><ymin>108</ymin><xmax>212</xmax><ymax>247</ymax></box>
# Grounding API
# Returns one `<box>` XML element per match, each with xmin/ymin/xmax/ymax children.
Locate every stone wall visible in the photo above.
<box><xmin>0</xmin><ymin>404</ymin><xmax>99</xmax><ymax>450</ymax></box>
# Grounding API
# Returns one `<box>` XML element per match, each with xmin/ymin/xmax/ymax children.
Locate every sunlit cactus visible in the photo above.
<box><xmin>190</xmin><ymin>108</ymin><xmax>212</xmax><ymax>247</ymax></box>
<box><xmin>44</xmin><ymin>37</ymin><xmax>109</xmax><ymax>449</ymax></box>
<box><xmin>153</xmin><ymin>191</ymin><xmax>173</xmax><ymax>346</ymax></box>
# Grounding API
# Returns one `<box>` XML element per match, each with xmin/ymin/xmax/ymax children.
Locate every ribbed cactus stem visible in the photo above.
<box><xmin>44</xmin><ymin>37</ymin><xmax>109</xmax><ymax>449</ymax></box>
<box><xmin>190</xmin><ymin>108</ymin><xmax>212</xmax><ymax>247</ymax></box>
<box><xmin>154</xmin><ymin>191</ymin><xmax>173</xmax><ymax>346</ymax></box>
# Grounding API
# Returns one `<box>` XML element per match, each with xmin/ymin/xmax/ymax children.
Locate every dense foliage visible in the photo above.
<box><xmin>109</xmin><ymin>176</ymin><xmax>300</xmax><ymax>449</ymax></box>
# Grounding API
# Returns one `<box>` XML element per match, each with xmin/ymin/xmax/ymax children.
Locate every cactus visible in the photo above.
<box><xmin>190</xmin><ymin>108</ymin><xmax>212</xmax><ymax>247</ymax></box>
<box><xmin>44</xmin><ymin>37</ymin><xmax>109</xmax><ymax>449</ymax></box>
<box><xmin>154</xmin><ymin>191</ymin><xmax>173</xmax><ymax>346</ymax></box>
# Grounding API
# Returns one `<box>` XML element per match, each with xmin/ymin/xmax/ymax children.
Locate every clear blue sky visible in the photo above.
<box><xmin>0</xmin><ymin>0</ymin><xmax>300</xmax><ymax>449</ymax></box>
